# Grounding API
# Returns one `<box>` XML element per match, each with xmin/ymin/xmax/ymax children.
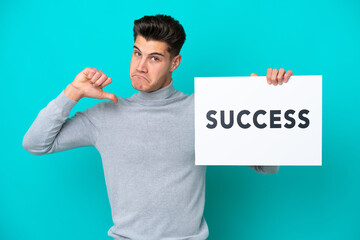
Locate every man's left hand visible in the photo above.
<box><xmin>250</xmin><ymin>68</ymin><xmax>293</xmax><ymax>86</ymax></box>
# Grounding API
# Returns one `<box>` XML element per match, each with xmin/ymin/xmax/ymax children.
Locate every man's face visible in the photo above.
<box><xmin>130</xmin><ymin>35</ymin><xmax>181</xmax><ymax>92</ymax></box>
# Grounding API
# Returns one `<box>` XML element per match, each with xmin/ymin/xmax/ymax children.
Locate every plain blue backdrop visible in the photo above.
<box><xmin>1</xmin><ymin>0</ymin><xmax>359</xmax><ymax>239</ymax></box>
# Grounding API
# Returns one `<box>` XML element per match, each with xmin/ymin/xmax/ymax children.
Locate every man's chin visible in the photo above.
<box><xmin>131</xmin><ymin>80</ymin><xmax>152</xmax><ymax>92</ymax></box>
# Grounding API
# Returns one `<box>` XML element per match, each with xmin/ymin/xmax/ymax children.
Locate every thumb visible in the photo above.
<box><xmin>250</xmin><ymin>73</ymin><xmax>259</xmax><ymax>77</ymax></box>
<box><xmin>101</xmin><ymin>91</ymin><xmax>118</xmax><ymax>104</ymax></box>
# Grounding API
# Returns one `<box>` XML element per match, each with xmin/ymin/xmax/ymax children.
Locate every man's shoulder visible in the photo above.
<box><xmin>174</xmin><ymin>91</ymin><xmax>194</xmax><ymax>106</ymax></box>
<box><xmin>177</xmin><ymin>91</ymin><xmax>194</xmax><ymax>100</ymax></box>
<box><xmin>183</xmin><ymin>92</ymin><xmax>194</xmax><ymax>104</ymax></box>
<box><xmin>84</xmin><ymin>96</ymin><xmax>126</xmax><ymax>114</ymax></box>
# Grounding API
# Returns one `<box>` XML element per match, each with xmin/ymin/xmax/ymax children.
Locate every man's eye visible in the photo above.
<box><xmin>135</xmin><ymin>52</ymin><xmax>141</xmax><ymax>56</ymax></box>
<box><xmin>152</xmin><ymin>56</ymin><xmax>159</xmax><ymax>61</ymax></box>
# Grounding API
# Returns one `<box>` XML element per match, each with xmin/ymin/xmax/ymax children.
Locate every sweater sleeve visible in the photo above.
<box><xmin>248</xmin><ymin>166</ymin><xmax>280</xmax><ymax>174</ymax></box>
<box><xmin>22</xmin><ymin>90</ymin><xmax>99</xmax><ymax>155</ymax></box>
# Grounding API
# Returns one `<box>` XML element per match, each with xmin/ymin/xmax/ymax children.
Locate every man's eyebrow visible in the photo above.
<box><xmin>133</xmin><ymin>45</ymin><xmax>165</xmax><ymax>57</ymax></box>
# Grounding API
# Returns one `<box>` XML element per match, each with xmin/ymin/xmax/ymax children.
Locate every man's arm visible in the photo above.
<box><xmin>22</xmin><ymin>88</ymin><xmax>99</xmax><ymax>155</ymax></box>
<box><xmin>22</xmin><ymin>67</ymin><xmax>117</xmax><ymax>155</ymax></box>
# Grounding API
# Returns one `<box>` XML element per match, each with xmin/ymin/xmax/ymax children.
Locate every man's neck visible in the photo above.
<box><xmin>134</xmin><ymin>79</ymin><xmax>176</xmax><ymax>101</ymax></box>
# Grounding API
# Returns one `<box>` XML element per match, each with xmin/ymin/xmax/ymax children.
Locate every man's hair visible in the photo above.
<box><xmin>133</xmin><ymin>14</ymin><xmax>186</xmax><ymax>58</ymax></box>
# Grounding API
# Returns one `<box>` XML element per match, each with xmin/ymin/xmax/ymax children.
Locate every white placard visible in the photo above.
<box><xmin>194</xmin><ymin>76</ymin><xmax>322</xmax><ymax>166</ymax></box>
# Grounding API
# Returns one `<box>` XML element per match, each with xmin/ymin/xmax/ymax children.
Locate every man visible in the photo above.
<box><xmin>23</xmin><ymin>15</ymin><xmax>292</xmax><ymax>240</ymax></box>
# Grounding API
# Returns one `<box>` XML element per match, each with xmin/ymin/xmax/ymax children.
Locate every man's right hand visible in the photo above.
<box><xmin>64</xmin><ymin>67</ymin><xmax>118</xmax><ymax>104</ymax></box>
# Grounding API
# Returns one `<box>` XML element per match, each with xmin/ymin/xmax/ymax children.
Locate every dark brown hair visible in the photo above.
<box><xmin>133</xmin><ymin>14</ymin><xmax>186</xmax><ymax>58</ymax></box>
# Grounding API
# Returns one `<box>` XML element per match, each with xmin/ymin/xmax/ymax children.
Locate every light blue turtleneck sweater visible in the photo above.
<box><xmin>22</xmin><ymin>81</ymin><xmax>279</xmax><ymax>240</ymax></box>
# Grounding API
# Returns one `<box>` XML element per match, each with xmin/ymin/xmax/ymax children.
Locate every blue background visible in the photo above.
<box><xmin>1</xmin><ymin>0</ymin><xmax>359</xmax><ymax>239</ymax></box>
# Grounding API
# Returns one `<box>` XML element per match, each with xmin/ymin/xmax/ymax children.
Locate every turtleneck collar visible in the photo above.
<box><xmin>132</xmin><ymin>79</ymin><xmax>177</xmax><ymax>101</ymax></box>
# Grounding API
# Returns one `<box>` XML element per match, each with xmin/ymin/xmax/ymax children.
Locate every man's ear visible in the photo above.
<box><xmin>170</xmin><ymin>55</ymin><xmax>182</xmax><ymax>72</ymax></box>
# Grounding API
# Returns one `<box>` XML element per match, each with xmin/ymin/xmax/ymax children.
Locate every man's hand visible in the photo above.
<box><xmin>64</xmin><ymin>67</ymin><xmax>118</xmax><ymax>104</ymax></box>
<box><xmin>250</xmin><ymin>68</ymin><xmax>293</xmax><ymax>86</ymax></box>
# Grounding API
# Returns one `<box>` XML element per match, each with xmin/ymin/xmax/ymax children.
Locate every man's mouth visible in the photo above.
<box><xmin>133</xmin><ymin>74</ymin><xmax>149</xmax><ymax>82</ymax></box>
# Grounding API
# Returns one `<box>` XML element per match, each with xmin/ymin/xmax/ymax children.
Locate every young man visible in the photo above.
<box><xmin>23</xmin><ymin>15</ymin><xmax>291</xmax><ymax>240</ymax></box>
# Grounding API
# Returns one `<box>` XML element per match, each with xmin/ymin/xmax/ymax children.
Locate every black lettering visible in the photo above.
<box><xmin>221</xmin><ymin>110</ymin><xmax>234</xmax><ymax>129</ymax></box>
<box><xmin>270</xmin><ymin>110</ymin><xmax>281</xmax><ymax>128</ymax></box>
<box><xmin>284</xmin><ymin>109</ymin><xmax>296</xmax><ymax>128</ymax></box>
<box><xmin>298</xmin><ymin>109</ymin><xmax>310</xmax><ymax>128</ymax></box>
<box><xmin>206</xmin><ymin>110</ymin><xmax>217</xmax><ymax>129</ymax></box>
<box><xmin>237</xmin><ymin>110</ymin><xmax>251</xmax><ymax>129</ymax></box>
<box><xmin>253</xmin><ymin>110</ymin><xmax>267</xmax><ymax>129</ymax></box>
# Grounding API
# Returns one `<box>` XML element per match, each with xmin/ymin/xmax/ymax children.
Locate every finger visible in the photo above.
<box><xmin>284</xmin><ymin>70</ymin><xmax>293</xmax><ymax>83</ymax></box>
<box><xmin>271</xmin><ymin>68</ymin><xmax>279</xmax><ymax>86</ymax></box>
<box><xmin>82</xmin><ymin>67</ymin><xmax>95</xmax><ymax>79</ymax></box>
<box><xmin>82</xmin><ymin>67</ymin><xmax>91</xmax><ymax>75</ymax></box>
<box><xmin>87</xmin><ymin>68</ymin><xmax>96</xmax><ymax>79</ymax></box>
<box><xmin>93</xmin><ymin>74</ymin><xmax>108</xmax><ymax>87</ymax></box>
<box><xmin>250</xmin><ymin>73</ymin><xmax>259</xmax><ymax>77</ymax></box>
<box><xmin>99</xmin><ymin>77</ymin><xmax>112</xmax><ymax>88</ymax></box>
<box><xmin>277</xmin><ymin>68</ymin><xmax>286</xmax><ymax>85</ymax></box>
<box><xmin>266</xmin><ymin>68</ymin><xmax>272</xmax><ymax>84</ymax></box>
<box><xmin>100</xmin><ymin>91</ymin><xmax>118</xmax><ymax>104</ymax></box>
<box><xmin>90</xmin><ymin>71</ymin><xmax>102</xmax><ymax>84</ymax></box>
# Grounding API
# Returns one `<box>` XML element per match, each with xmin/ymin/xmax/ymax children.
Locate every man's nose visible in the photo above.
<box><xmin>136</xmin><ymin>58</ymin><xmax>147</xmax><ymax>73</ymax></box>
